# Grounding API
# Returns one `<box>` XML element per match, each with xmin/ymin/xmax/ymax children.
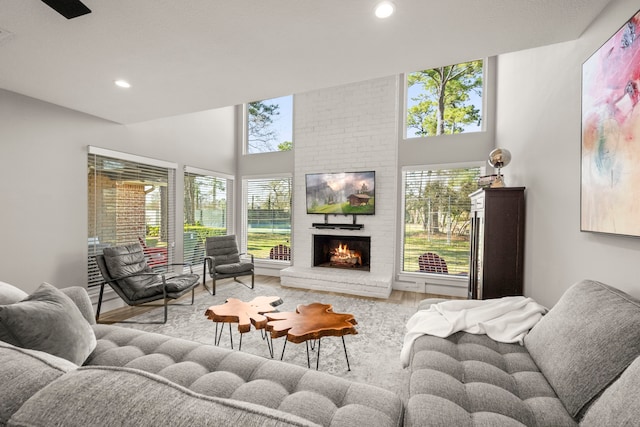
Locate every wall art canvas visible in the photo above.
<box><xmin>582</xmin><ymin>9</ymin><xmax>640</xmax><ymax>236</ymax></box>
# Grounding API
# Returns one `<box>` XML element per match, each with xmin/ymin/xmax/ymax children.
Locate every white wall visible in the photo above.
<box><xmin>0</xmin><ymin>89</ymin><xmax>236</xmax><ymax>293</ymax></box>
<box><xmin>495</xmin><ymin>0</ymin><xmax>640</xmax><ymax>307</ymax></box>
<box><xmin>283</xmin><ymin>76</ymin><xmax>398</xmax><ymax>296</ymax></box>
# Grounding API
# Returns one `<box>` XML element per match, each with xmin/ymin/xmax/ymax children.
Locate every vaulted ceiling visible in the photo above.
<box><xmin>0</xmin><ymin>0</ymin><xmax>614</xmax><ymax>124</ymax></box>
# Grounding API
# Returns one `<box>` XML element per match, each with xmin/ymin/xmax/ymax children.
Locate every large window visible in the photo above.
<box><xmin>88</xmin><ymin>147</ymin><xmax>176</xmax><ymax>287</ymax></box>
<box><xmin>183</xmin><ymin>167</ymin><xmax>233</xmax><ymax>266</ymax></box>
<box><xmin>402</xmin><ymin>165</ymin><xmax>482</xmax><ymax>276</ymax></box>
<box><xmin>246</xmin><ymin>95</ymin><xmax>293</xmax><ymax>154</ymax></box>
<box><xmin>405</xmin><ymin>60</ymin><xmax>483</xmax><ymax>139</ymax></box>
<box><xmin>243</xmin><ymin>176</ymin><xmax>292</xmax><ymax>260</ymax></box>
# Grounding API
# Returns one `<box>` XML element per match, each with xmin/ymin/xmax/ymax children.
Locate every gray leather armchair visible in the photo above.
<box><xmin>202</xmin><ymin>235</ymin><xmax>254</xmax><ymax>295</ymax></box>
<box><xmin>94</xmin><ymin>243</ymin><xmax>199</xmax><ymax>323</ymax></box>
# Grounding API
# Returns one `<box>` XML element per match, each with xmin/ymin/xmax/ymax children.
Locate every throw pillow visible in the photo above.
<box><xmin>524</xmin><ymin>280</ymin><xmax>640</xmax><ymax>418</ymax></box>
<box><xmin>0</xmin><ymin>282</ymin><xmax>97</xmax><ymax>365</ymax></box>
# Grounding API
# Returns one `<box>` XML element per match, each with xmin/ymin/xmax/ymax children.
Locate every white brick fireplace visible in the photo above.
<box><xmin>280</xmin><ymin>76</ymin><xmax>398</xmax><ymax>298</ymax></box>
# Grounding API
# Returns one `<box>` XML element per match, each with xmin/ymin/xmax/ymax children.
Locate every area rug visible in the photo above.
<box><xmin>121</xmin><ymin>280</ymin><xmax>417</xmax><ymax>402</ymax></box>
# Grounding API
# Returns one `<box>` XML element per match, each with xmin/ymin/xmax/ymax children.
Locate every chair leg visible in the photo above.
<box><xmin>163</xmin><ymin>297</ymin><xmax>168</xmax><ymax>324</ymax></box>
<box><xmin>191</xmin><ymin>288</ymin><xmax>195</xmax><ymax>305</ymax></box>
<box><xmin>95</xmin><ymin>283</ymin><xmax>105</xmax><ymax>323</ymax></box>
<box><xmin>251</xmin><ymin>273</ymin><xmax>254</xmax><ymax>289</ymax></box>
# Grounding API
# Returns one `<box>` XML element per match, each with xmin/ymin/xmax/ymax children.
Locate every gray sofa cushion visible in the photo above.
<box><xmin>0</xmin><ymin>281</ymin><xmax>29</xmax><ymax>343</ymax></box>
<box><xmin>0</xmin><ymin>341</ymin><xmax>77</xmax><ymax>425</ymax></box>
<box><xmin>0</xmin><ymin>282</ymin><xmax>96</xmax><ymax>365</ymax></box>
<box><xmin>524</xmin><ymin>280</ymin><xmax>640</xmax><ymax>418</ymax></box>
<box><xmin>0</xmin><ymin>281</ymin><xmax>28</xmax><ymax>305</ymax></box>
<box><xmin>87</xmin><ymin>324</ymin><xmax>403</xmax><ymax>427</ymax></box>
<box><xmin>580</xmin><ymin>356</ymin><xmax>640</xmax><ymax>426</ymax></box>
<box><xmin>61</xmin><ymin>286</ymin><xmax>97</xmax><ymax>325</ymax></box>
<box><xmin>405</xmin><ymin>332</ymin><xmax>576</xmax><ymax>427</ymax></box>
<box><xmin>9</xmin><ymin>365</ymin><xmax>319</xmax><ymax>427</ymax></box>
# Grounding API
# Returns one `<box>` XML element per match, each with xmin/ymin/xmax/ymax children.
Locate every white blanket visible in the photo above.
<box><xmin>400</xmin><ymin>296</ymin><xmax>547</xmax><ymax>367</ymax></box>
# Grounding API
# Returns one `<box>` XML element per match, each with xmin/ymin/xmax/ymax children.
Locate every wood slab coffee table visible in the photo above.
<box><xmin>266</xmin><ymin>302</ymin><xmax>357</xmax><ymax>371</ymax></box>
<box><xmin>205</xmin><ymin>296</ymin><xmax>282</xmax><ymax>353</ymax></box>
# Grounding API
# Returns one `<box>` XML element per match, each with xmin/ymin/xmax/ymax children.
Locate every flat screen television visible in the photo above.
<box><xmin>305</xmin><ymin>171</ymin><xmax>375</xmax><ymax>215</ymax></box>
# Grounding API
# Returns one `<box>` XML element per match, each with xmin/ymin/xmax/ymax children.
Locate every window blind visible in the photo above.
<box><xmin>402</xmin><ymin>166</ymin><xmax>482</xmax><ymax>275</ymax></box>
<box><xmin>88</xmin><ymin>149</ymin><xmax>176</xmax><ymax>288</ymax></box>
<box><xmin>183</xmin><ymin>168</ymin><xmax>233</xmax><ymax>266</ymax></box>
<box><xmin>243</xmin><ymin>176</ymin><xmax>292</xmax><ymax>260</ymax></box>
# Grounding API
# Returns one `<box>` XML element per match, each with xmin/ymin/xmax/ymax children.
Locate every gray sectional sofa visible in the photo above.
<box><xmin>0</xmin><ymin>282</ymin><xmax>403</xmax><ymax>427</ymax></box>
<box><xmin>404</xmin><ymin>280</ymin><xmax>640</xmax><ymax>426</ymax></box>
<box><xmin>2</xmin><ymin>278</ymin><xmax>640</xmax><ymax>426</ymax></box>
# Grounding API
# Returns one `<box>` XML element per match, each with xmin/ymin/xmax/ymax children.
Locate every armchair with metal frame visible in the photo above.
<box><xmin>202</xmin><ymin>235</ymin><xmax>254</xmax><ymax>295</ymax></box>
<box><xmin>94</xmin><ymin>243</ymin><xmax>199</xmax><ymax>324</ymax></box>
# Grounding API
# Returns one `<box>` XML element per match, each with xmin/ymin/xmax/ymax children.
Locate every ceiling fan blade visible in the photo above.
<box><xmin>40</xmin><ymin>0</ymin><xmax>91</xmax><ymax>19</ymax></box>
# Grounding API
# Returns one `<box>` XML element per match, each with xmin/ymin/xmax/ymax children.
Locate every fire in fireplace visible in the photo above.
<box><xmin>313</xmin><ymin>234</ymin><xmax>370</xmax><ymax>271</ymax></box>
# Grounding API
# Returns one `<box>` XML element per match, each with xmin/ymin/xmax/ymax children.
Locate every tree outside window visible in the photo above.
<box><xmin>406</xmin><ymin>60</ymin><xmax>483</xmax><ymax>138</ymax></box>
<box><xmin>246</xmin><ymin>95</ymin><xmax>293</xmax><ymax>153</ymax></box>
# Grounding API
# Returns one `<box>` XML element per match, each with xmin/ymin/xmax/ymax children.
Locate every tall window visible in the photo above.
<box><xmin>88</xmin><ymin>147</ymin><xmax>176</xmax><ymax>287</ymax></box>
<box><xmin>183</xmin><ymin>168</ymin><xmax>233</xmax><ymax>266</ymax></box>
<box><xmin>246</xmin><ymin>95</ymin><xmax>293</xmax><ymax>154</ymax></box>
<box><xmin>243</xmin><ymin>177</ymin><xmax>292</xmax><ymax>260</ymax></box>
<box><xmin>402</xmin><ymin>166</ymin><xmax>482</xmax><ymax>276</ymax></box>
<box><xmin>405</xmin><ymin>59</ymin><xmax>483</xmax><ymax>138</ymax></box>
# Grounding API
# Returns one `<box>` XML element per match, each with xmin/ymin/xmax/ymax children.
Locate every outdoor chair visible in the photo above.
<box><xmin>418</xmin><ymin>252</ymin><xmax>449</xmax><ymax>274</ymax></box>
<box><xmin>269</xmin><ymin>244</ymin><xmax>291</xmax><ymax>261</ymax></box>
<box><xmin>202</xmin><ymin>235</ymin><xmax>254</xmax><ymax>295</ymax></box>
<box><xmin>137</xmin><ymin>236</ymin><xmax>168</xmax><ymax>268</ymax></box>
<box><xmin>95</xmin><ymin>242</ymin><xmax>199</xmax><ymax>324</ymax></box>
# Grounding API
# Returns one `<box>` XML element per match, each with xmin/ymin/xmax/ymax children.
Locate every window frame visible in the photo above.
<box><xmin>87</xmin><ymin>146</ymin><xmax>177</xmax><ymax>288</ymax></box>
<box><xmin>398</xmin><ymin>162</ymin><xmax>484</xmax><ymax>288</ymax></box>
<box><xmin>401</xmin><ymin>59</ymin><xmax>487</xmax><ymax>141</ymax></box>
<box><xmin>241</xmin><ymin>174</ymin><xmax>293</xmax><ymax>264</ymax></box>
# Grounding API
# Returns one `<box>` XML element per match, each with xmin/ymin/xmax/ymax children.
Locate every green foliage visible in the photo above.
<box><xmin>146</xmin><ymin>225</ymin><xmax>160</xmax><ymax>237</ymax></box>
<box><xmin>246</xmin><ymin>232</ymin><xmax>290</xmax><ymax>259</ymax></box>
<box><xmin>309</xmin><ymin>200</ymin><xmax>375</xmax><ymax>215</ymax></box>
<box><xmin>407</xmin><ymin>60</ymin><xmax>483</xmax><ymax>136</ymax></box>
<box><xmin>403</xmin><ymin>228</ymin><xmax>469</xmax><ymax>275</ymax></box>
<box><xmin>183</xmin><ymin>225</ymin><xmax>226</xmax><ymax>242</ymax></box>
<box><xmin>277</xmin><ymin>140</ymin><xmax>293</xmax><ymax>151</ymax></box>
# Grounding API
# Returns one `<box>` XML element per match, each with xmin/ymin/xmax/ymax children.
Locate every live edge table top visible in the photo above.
<box><xmin>205</xmin><ymin>296</ymin><xmax>283</xmax><ymax>333</ymax></box>
<box><xmin>265</xmin><ymin>302</ymin><xmax>358</xmax><ymax>344</ymax></box>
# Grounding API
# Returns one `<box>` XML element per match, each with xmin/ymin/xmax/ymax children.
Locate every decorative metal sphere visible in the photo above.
<box><xmin>488</xmin><ymin>148</ymin><xmax>512</xmax><ymax>169</ymax></box>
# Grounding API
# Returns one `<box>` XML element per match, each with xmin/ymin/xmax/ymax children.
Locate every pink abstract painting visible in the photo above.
<box><xmin>582</xmin><ymin>9</ymin><xmax>640</xmax><ymax>236</ymax></box>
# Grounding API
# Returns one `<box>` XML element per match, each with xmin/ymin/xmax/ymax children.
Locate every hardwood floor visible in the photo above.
<box><xmin>97</xmin><ymin>274</ymin><xmax>457</xmax><ymax>323</ymax></box>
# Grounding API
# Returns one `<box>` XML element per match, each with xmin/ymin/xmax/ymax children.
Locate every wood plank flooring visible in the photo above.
<box><xmin>97</xmin><ymin>275</ymin><xmax>456</xmax><ymax>324</ymax></box>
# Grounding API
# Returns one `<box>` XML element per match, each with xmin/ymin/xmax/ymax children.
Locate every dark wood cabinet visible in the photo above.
<box><xmin>468</xmin><ymin>187</ymin><xmax>525</xmax><ymax>299</ymax></box>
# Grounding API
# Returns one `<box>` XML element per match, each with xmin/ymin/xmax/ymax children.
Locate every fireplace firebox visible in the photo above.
<box><xmin>313</xmin><ymin>234</ymin><xmax>371</xmax><ymax>271</ymax></box>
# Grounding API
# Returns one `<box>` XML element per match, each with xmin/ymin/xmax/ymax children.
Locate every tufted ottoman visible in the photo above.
<box><xmin>87</xmin><ymin>324</ymin><xmax>403</xmax><ymax>427</ymax></box>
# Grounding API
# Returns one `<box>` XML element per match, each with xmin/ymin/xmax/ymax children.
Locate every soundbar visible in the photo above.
<box><xmin>312</xmin><ymin>223</ymin><xmax>364</xmax><ymax>230</ymax></box>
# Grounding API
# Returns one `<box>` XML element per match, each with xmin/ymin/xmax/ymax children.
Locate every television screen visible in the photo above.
<box><xmin>306</xmin><ymin>171</ymin><xmax>375</xmax><ymax>215</ymax></box>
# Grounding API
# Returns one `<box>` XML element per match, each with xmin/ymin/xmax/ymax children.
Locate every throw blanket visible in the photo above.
<box><xmin>400</xmin><ymin>296</ymin><xmax>547</xmax><ymax>367</ymax></box>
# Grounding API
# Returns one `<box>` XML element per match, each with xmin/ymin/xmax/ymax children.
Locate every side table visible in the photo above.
<box><xmin>266</xmin><ymin>302</ymin><xmax>357</xmax><ymax>371</ymax></box>
<box><xmin>205</xmin><ymin>296</ymin><xmax>282</xmax><ymax>354</ymax></box>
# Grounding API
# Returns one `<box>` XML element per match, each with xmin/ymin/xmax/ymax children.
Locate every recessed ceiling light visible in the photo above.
<box><xmin>375</xmin><ymin>1</ymin><xmax>395</xmax><ymax>19</ymax></box>
<box><xmin>114</xmin><ymin>80</ymin><xmax>131</xmax><ymax>88</ymax></box>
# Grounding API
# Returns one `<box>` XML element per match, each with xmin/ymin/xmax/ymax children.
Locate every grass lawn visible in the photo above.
<box><xmin>403</xmin><ymin>224</ymin><xmax>470</xmax><ymax>275</ymax></box>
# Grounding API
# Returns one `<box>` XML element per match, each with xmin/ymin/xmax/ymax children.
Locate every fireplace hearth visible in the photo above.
<box><xmin>313</xmin><ymin>234</ymin><xmax>371</xmax><ymax>271</ymax></box>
